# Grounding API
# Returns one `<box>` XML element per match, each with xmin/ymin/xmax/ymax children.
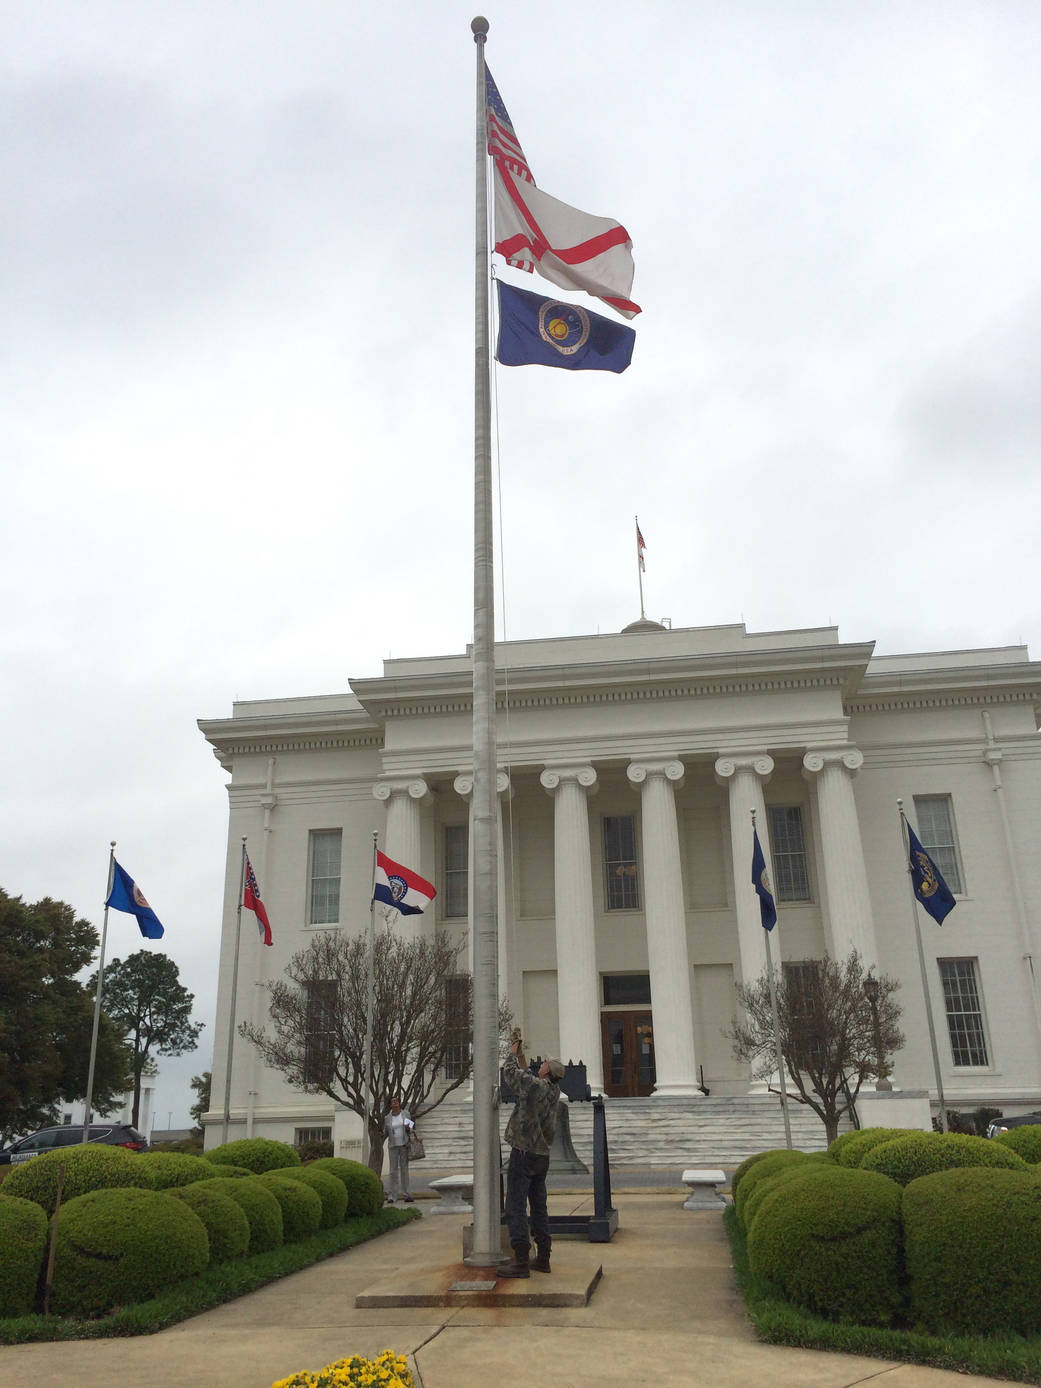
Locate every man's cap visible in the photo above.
<box><xmin>546</xmin><ymin>1057</ymin><xmax>565</xmax><ymax>1079</ymax></box>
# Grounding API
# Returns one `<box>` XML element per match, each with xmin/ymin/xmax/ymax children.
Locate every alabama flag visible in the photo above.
<box><xmin>373</xmin><ymin>851</ymin><xmax>436</xmax><ymax>916</ymax></box>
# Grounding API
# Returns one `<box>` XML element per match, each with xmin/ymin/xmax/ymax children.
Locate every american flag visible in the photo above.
<box><xmin>485</xmin><ymin>67</ymin><xmax>533</xmax><ymax>185</ymax></box>
<box><xmin>637</xmin><ymin>521</ymin><xmax>647</xmax><ymax>572</ymax></box>
<box><xmin>243</xmin><ymin>853</ymin><xmax>273</xmax><ymax>946</ymax></box>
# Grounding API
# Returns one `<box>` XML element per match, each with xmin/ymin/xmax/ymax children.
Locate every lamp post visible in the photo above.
<box><xmin>863</xmin><ymin>975</ymin><xmax>892</xmax><ymax>1092</ymax></box>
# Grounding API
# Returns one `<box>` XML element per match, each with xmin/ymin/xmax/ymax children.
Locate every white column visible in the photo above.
<box><xmin>372</xmin><ymin>776</ymin><xmax>432</xmax><ymax>938</ymax></box>
<box><xmin>715</xmin><ymin>754</ymin><xmax>775</xmax><ymax>988</ymax></box>
<box><xmin>802</xmin><ymin>748</ymin><xmax>877</xmax><ymax>965</ymax></box>
<box><xmin>540</xmin><ymin>766</ymin><xmax>604</xmax><ymax>1092</ymax></box>
<box><xmin>627</xmin><ymin>759</ymin><xmax>703</xmax><ymax>1097</ymax></box>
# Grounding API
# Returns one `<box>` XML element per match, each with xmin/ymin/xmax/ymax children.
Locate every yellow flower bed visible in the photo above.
<box><xmin>272</xmin><ymin>1350</ymin><xmax>414</xmax><ymax>1388</ymax></box>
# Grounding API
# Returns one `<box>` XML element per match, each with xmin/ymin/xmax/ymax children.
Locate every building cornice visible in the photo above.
<box><xmin>197</xmin><ymin>709</ymin><xmax>383</xmax><ymax>771</ymax></box>
<box><xmin>850</xmin><ymin>660</ymin><xmax>1041</xmax><ymax>722</ymax></box>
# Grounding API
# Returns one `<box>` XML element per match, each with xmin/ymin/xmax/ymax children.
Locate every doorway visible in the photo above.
<box><xmin>601</xmin><ymin>1011</ymin><xmax>656</xmax><ymax>1097</ymax></box>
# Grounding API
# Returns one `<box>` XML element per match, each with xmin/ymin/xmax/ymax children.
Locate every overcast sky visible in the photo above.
<box><xmin>3</xmin><ymin>2</ymin><xmax>1039</xmax><ymax>1127</ymax></box>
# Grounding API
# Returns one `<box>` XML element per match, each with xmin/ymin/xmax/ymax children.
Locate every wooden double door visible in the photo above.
<box><xmin>601</xmin><ymin>1011</ymin><xmax>656</xmax><ymax>1097</ymax></box>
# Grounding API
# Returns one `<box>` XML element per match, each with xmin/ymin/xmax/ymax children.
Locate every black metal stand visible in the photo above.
<box><xmin>547</xmin><ymin>1095</ymin><xmax>618</xmax><ymax>1242</ymax></box>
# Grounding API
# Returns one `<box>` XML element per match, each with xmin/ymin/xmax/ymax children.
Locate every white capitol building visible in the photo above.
<box><xmin>199</xmin><ymin>617</ymin><xmax>1041</xmax><ymax>1161</ymax></box>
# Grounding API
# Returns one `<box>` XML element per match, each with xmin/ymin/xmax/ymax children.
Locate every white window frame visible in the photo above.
<box><xmin>937</xmin><ymin>957</ymin><xmax>990</xmax><ymax>1068</ymax></box>
<box><xmin>767</xmin><ymin>805</ymin><xmax>812</xmax><ymax>903</ymax></box>
<box><xmin>307</xmin><ymin>829</ymin><xmax>342</xmax><ymax>925</ymax></box>
<box><xmin>913</xmin><ymin>795</ymin><xmax>964</xmax><ymax>894</ymax></box>
<box><xmin>603</xmin><ymin>814</ymin><xmax>640</xmax><ymax>911</ymax></box>
<box><xmin>442</xmin><ymin>823</ymin><xmax>469</xmax><ymax>920</ymax></box>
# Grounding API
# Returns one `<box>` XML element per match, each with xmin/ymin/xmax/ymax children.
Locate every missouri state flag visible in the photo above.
<box><xmin>907</xmin><ymin>823</ymin><xmax>957</xmax><ymax>924</ymax></box>
<box><xmin>243</xmin><ymin>853</ymin><xmax>273</xmax><ymax>946</ymax></box>
<box><xmin>373</xmin><ymin>851</ymin><xmax>436</xmax><ymax>916</ymax></box>
<box><xmin>496</xmin><ymin>281</ymin><xmax>635</xmax><ymax>373</ymax></box>
<box><xmin>106</xmin><ymin>860</ymin><xmax>165</xmax><ymax>939</ymax></box>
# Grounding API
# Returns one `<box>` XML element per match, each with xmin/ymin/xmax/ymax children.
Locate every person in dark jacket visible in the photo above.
<box><xmin>498</xmin><ymin>1032</ymin><xmax>564</xmax><ymax>1278</ymax></box>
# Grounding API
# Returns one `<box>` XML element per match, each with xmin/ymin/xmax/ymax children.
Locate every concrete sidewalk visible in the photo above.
<box><xmin>0</xmin><ymin>1192</ymin><xmax>1010</xmax><ymax>1388</ymax></box>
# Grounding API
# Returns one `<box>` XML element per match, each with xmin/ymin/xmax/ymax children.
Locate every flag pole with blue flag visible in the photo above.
<box><xmin>751</xmin><ymin>812</ymin><xmax>792</xmax><ymax>1149</ymax></box>
<box><xmin>899</xmin><ymin>800</ymin><xmax>952</xmax><ymax>1131</ymax></box>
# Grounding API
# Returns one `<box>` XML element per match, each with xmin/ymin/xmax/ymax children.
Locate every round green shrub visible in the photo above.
<box><xmin>202</xmin><ymin>1163</ymin><xmax>252</xmax><ymax>1179</ymax></box>
<box><xmin>904</xmin><ymin>1166</ymin><xmax>1041</xmax><ymax>1334</ymax></box>
<box><xmin>742</xmin><ymin>1160</ymin><xmax>835</xmax><ymax>1235</ymax></box>
<box><xmin>861</xmin><ymin>1131</ymin><xmax>1027</xmax><ymax>1186</ymax></box>
<box><xmin>731</xmin><ymin>1149</ymin><xmax>789</xmax><ymax>1204</ymax></box>
<box><xmin>4</xmin><ymin>1143</ymin><xmax>154</xmax><ymax>1215</ymax></box>
<box><xmin>205</xmin><ymin>1138</ymin><xmax>301</xmax><ymax>1174</ymax></box>
<box><xmin>277</xmin><ymin>1167</ymin><xmax>348</xmax><ymax>1227</ymax></box>
<box><xmin>255</xmin><ymin>1172</ymin><xmax>322</xmax><ymax>1240</ymax></box>
<box><xmin>0</xmin><ymin>1194</ymin><xmax>48</xmax><ymax>1316</ymax></box>
<box><xmin>827</xmin><ymin>1130</ymin><xmax>869</xmax><ymax>1163</ymax></box>
<box><xmin>193</xmin><ymin>1177</ymin><xmax>283</xmax><ymax>1253</ymax></box>
<box><xmin>169</xmin><ymin>1184</ymin><xmax>250</xmax><ymax>1263</ymax></box>
<box><xmin>49</xmin><ymin>1187</ymin><xmax>209</xmax><ymax>1316</ymax></box>
<box><xmin>992</xmin><ymin>1124</ymin><xmax>1041</xmax><ymax>1164</ymax></box>
<box><xmin>734</xmin><ymin>1150</ymin><xmax>811</xmax><ymax>1231</ymax></box>
<box><xmin>139</xmin><ymin>1151</ymin><xmax>228</xmax><ymax>1189</ymax></box>
<box><xmin>307</xmin><ymin>1157</ymin><xmax>383</xmax><ymax>1217</ymax></box>
<box><xmin>836</xmin><ymin>1127</ymin><xmax>914</xmax><ymax>1168</ymax></box>
<box><xmin>748</xmin><ymin>1165</ymin><xmax>904</xmax><ymax>1324</ymax></box>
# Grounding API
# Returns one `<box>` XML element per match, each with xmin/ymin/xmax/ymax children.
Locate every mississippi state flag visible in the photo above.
<box><xmin>373</xmin><ymin>851</ymin><xmax>436</xmax><ymax>916</ymax></box>
<box><xmin>243</xmin><ymin>853</ymin><xmax>273</xmax><ymax>946</ymax></box>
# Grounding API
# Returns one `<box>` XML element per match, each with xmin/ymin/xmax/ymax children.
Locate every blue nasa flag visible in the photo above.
<box><xmin>495</xmin><ymin>281</ymin><xmax>635</xmax><ymax>373</ymax></box>
<box><xmin>106</xmin><ymin>860</ymin><xmax>165</xmax><ymax>939</ymax></box>
<box><xmin>907</xmin><ymin>823</ymin><xmax>957</xmax><ymax>924</ymax></box>
<box><xmin>752</xmin><ymin>829</ymin><xmax>777</xmax><ymax>932</ymax></box>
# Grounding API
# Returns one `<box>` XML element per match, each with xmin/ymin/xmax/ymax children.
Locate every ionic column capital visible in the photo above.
<box><xmin>454</xmin><ymin>771</ymin><xmax>512</xmax><ymax>799</ymax></box>
<box><xmin>540</xmin><ymin>766</ymin><xmax>598</xmax><ymax>796</ymax></box>
<box><xmin>714</xmin><ymin>753</ymin><xmax>774</xmax><ymax>787</ymax></box>
<box><xmin>627</xmin><ymin>759</ymin><xmax>685</xmax><ymax>790</ymax></box>
<box><xmin>802</xmin><ymin>747</ymin><xmax>864</xmax><ymax>779</ymax></box>
<box><xmin>373</xmin><ymin>776</ymin><xmax>433</xmax><ymax>806</ymax></box>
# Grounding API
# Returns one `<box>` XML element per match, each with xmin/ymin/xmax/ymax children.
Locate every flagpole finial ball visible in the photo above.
<box><xmin>471</xmin><ymin>16</ymin><xmax>489</xmax><ymax>37</ymax></box>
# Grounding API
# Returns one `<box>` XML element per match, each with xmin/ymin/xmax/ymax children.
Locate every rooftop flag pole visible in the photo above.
<box><xmin>467</xmin><ymin>14</ymin><xmax>502</xmax><ymax>1268</ymax></box>
<box><xmin>635</xmin><ymin>517</ymin><xmax>647</xmax><ymax>621</ymax></box>
<box><xmin>221</xmin><ymin>837</ymin><xmax>248</xmax><ymax>1144</ymax></box>
<box><xmin>82</xmin><ymin>842</ymin><xmax>116</xmax><ymax>1144</ymax></box>
<box><xmin>898</xmin><ymin>800</ymin><xmax>949</xmax><ymax>1132</ymax></box>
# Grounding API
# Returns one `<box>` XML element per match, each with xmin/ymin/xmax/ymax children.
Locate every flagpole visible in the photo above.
<box><xmin>363</xmin><ymin>833</ymin><xmax>378</xmax><ymax>1169</ymax></box>
<box><xmin>635</xmin><ymin>515</ymin><xmax>646</xmax><ymax>621</ymax></box>
<box><xmin>221</xmin><ymin>837</ymin><xmax>248</xmax><ymax>1145</ymax></box>
<box><xmin>82</xmin><ymin>842</ymin><xmax>117</xmax><ymax>1144</ymax></box>
<box><xmin>752</xmin><ymin>811</ymin><xmax>792</xmax><ymax>1149</ymax></box>
<box><xmin>898</xmin><ymin>801</ymin><xmax>948</xmax><ymax>1132</ymax></box>
<box><xmin>467</xmin><ymin>13</ymin><xmax>502</xmax><ymax>1268</ymax></box>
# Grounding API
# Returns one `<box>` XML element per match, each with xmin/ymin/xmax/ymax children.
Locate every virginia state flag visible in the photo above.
<box><xmin>752</xmin><ymin>829</ymin><xmax>777</xmax><ymax>932</ymax></box>
<box><xmin>107</xmin><ymin>860</ymin><xmax>165</xmax><ymax>939</ymax></box>
<box><xmin>373</xmin><ymin>851</ymin><xmax>436</xmax><ymax>916</ymax></box>
<box><xmin>496</xmin><ymin>281</ymin><xmax>635</xmax><ymax>373</ymax></box>
<box><xmin>907</xmin><ymin>824</ymin><xmax>957</xmax><ymax>924</ymax></box>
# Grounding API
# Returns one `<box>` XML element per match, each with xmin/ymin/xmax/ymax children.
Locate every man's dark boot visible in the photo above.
<box><xmin>531</xmin><ymin>1241</ymin><xmax>551</xmax><ymax>1273</ymax></box>
<box><xmin>498</xmin><ymin>1243</ymin><xmax>530</xmax><ymax>1279</ymax></box>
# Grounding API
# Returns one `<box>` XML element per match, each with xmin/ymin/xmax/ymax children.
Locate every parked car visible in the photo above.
<box><xmin>985</xmin><ymin>1113</ymin><xmax>1041</xmax><ymax>1138</ymax></box>
<box><xmin>0</xmin><ymin>1124</ymin><xmax>148</xmax><ymax>1165</ymax></box>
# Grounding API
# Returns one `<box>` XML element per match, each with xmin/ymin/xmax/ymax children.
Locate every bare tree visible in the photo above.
<box><xmin>728</xmin><ymin>950</ymin><xmax>904</xmax><ymax>1143</ymax></box>
<box><xmin>240</xmin><ymin>927</ymin><xmax>511</xmax><ymax>1172</ymax></box>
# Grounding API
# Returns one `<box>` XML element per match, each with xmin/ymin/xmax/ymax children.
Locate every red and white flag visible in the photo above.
<box><xmin>243</xmin><ymin>854</ymin><xmax>273</xmax><ymax>946</ymax></box>
<box><xmin>373</xmin><ymin>850</ymin><xmax>436</xmax><ymax>917</ymax></box>
<box><xmin>485</xmin><ymin>67</ymin><xmax>640</xmax><ymax>319</ymax></box>
<box><xmin>636</xmin><ymin>521</ymin><xmax>647</xmax><ymax>572</ymax></box>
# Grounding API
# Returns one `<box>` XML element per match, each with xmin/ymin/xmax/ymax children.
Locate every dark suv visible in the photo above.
<box><xmin>985</xmin><ymin>1113</ymin><xmax>1041</xmax><ymax>1138</ymax></box>
<box><xmin>0</xmin><ymin>1124</ymin><xmax>148</xmax><ymax>1165</ymax></box>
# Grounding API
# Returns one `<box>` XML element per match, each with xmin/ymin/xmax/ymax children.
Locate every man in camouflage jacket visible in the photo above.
<box><xmin>498</xmin><ymin>1035</ymin><xmax>564</xmax><ymax>1278</ymax></box>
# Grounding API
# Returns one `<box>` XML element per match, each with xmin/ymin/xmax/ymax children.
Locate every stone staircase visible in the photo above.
<box><xmin>412</xmin><ymin>1093</ymin><xmax>845</xmax><ymax>1169</ymax></box>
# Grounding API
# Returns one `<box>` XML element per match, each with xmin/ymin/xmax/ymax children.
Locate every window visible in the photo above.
<box><xmin>444</xmin><ymin>975</ymin><xmax>470</xmax><ymax>1080</ymax></box>
<box><xmin>443</xmin><ymin>824</ymin><xmax>468</xmax><ymax>919</ymax></box>
<box><xmin>768</xmin><ymin>806</ymin><xmax>811</xmax><ymax>902</ymax></box>
<box><xmin>295</xmin><ymin>1126</ymin><xmax>332</xmax><ymax>1146</ymax></box>
<box><xmin>913</xmin><ymin>795</ymin><xmax>964</xmax><ymax>894</ymax></box>
<box><xmin>303</xmin><ymin>979</ymin><xmax>338</xmax><ymax>1085</ymax></box>
<box><xmin>938</xmin><ymin>958</ymin><xmax>989</xmax><ymax>1066</ymax></box>
<box><xmin>603</xmin><ymin>974</ymin><xmax>652</xmax><ymax>1007</ymax></box>
<box><xmin>308</xmin><ymin>830</ymin><xmax>342</xmax><ymax>924</ymax></box>
<box><xmin>782</xmin><ymin>961</ymin><xmax>826</xmax><ymax>1068</ymax></box>
<box><xmin>604</xmin><ymin>815</ymin><xmax>640</xmax><ymax>910</ymax></box>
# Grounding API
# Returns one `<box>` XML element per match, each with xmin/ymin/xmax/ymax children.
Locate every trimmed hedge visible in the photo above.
<box><xmin>3</xmin><ymin>1144</ymin><xmax>154</xmax><ymax>1215</ymax></box>
<box><xmin>192</xmin><ymin>1177</ymin><xmax>283</xmax><ymax>1254</ymax></box>
<box><xmin>49</xmin><ymin>1187</ymin><xmax>209</xmax><ymax>1317</ymax></box>
<box><xmin>169</xmin><ymin>1184</ymin><xmax>251</xmax><ymax>1263</ymax></box>
<box><xmin>734</xmin><ymin>1150</ymin><xmax>811</xmax><ymax>1231</ymax></box>
<box><xmin>277</xmin><ymin>1167</ymin><xmax>348</xmax><ymax>1227</ymax></box>
<box><xmin>730</xmin><ymin>1149</ymin><xmax>789</xmax><ymax>1204</ymax></box>
<box><xmin>835</xmin><ymin>1127</ymin><xmax>914</xmax><ymax>1168</ymax></box>
<box><xmin>992</xmin><ymin>1124</ymin><xmax>1041</xmax><ymax>1164</ymax></box>
<box><xmin>205</xmin><ymin>1139</ymin><xmax>300</xmax><ymax>1174</ymax></box>
<box><xmin>747</xmin><ymin>1164</ymin><xmax>904</xmax><ymax>1325</ymax></box>
<box><xmin>741</xmin><ymin>1160</ymin><xmax>834</xmax><ymax>1235</ymax></box>
<box><xmin>826</xmin><ymin>1130</ymin><xmax>868</xmax><ymax>1163</ymax></box>
<box><xmin>139</xmin><ymin>1152</ymin><xmax>227</xmax><ymax>1189</ymax></box>
<box><xmin>861</xmin><ymin>1131</ymin><xmax>1027</xmax><ymax>1186</ymax></box>
<box><xmin>904</xmin><ymin>1166</ymin><xmax>1041</xmax><ymax>1335</ymax></box>
<box><xmin>0</xmin><ymin>1195</ymin><xmax>48</xmax><ymax>1317</ymax></box>
<box><xmin>307</xmin><ymin>1158</ymin><xmax>383</xmax><ymax>1217</ymax></box>
<box><xmin>255</xmin><ymin>1173</ymin><xmax>323</xmax><ymax>1241</ymax></box>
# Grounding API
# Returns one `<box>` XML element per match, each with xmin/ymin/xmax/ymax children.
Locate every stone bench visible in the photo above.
<box><xmin>428</xmin><ymin>1174</ymin><xmax>474</xmax><ymax>1214</ymax></box>
<box><xmin>681</xmin><ymin>1169</ymin><xmax>727</xmax><ymax>1210</ymax></box>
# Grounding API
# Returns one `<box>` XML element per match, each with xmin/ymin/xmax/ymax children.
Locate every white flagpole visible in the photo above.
<box><xmin>467</xmin><ymin>13</ymin><xmax>502</xmax><ymax>1267</ymax></box>
<box><xmin>635</xmin><ymin>515</ymin><xmax>646</xmax><ymax>621</ymax></box>
<box><xmin>363</xmin><ymin>832</ymin><xmax>378</xmax><ymax>1168</ymax></box>
<box><xmin>752</xmin><ymin>810</ymin><xmax>792</xmax><ymax>1149</ymax></box>
<box><xmin>221</xmin><ymin>837</ymin><xmax>248</xmax><ymax>1144</ymax></box>
<box><xmin>898</xmin><ymin>800</ymin><xmax>949</xmax><ymax>1132</ymax></box>
<box><xmin>82</xmin><ymin>842</ymin><xmax>116</xmax><ymax>1143</ymax></box>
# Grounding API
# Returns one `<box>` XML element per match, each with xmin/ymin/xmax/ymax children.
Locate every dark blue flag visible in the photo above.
<box><xmin>107</xmin><ymin>860</ymin><xmax>165</xmax><ymax>939</ymax></box>
<box><xmin>496</xmin><ymin>281</ymin><xmax>635</xmax><ymax>373</ymax></box>
<box><xmin>907</xmin><ymin>824</ymin><xmax>957</xmax><ymax>924</ymax></box>
<box><xmin>752</xmin><ymin>829</ymin><xmax>777</xmax><ymax>931</ymax></box>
